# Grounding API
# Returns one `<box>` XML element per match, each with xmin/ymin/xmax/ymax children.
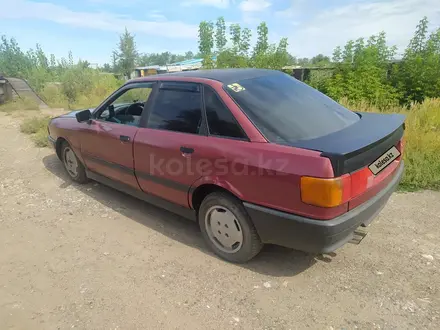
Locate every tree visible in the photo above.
<box><xmin>274</xmin><ymin>37</ymin><xmax>289</xmax><ymax>69</ymax></box>
<box><xmin>215</xmin><ymin>17</ymin><xmax>227</xmax><ymax>52</ymax></box>
<box><xmin>332</xmin><ymin>46</ymin><xmax>342</xmax><ymax>63</ymax></box>
<box><xmin>198</xmin><ymin>21</ymin><xmax>215</xmax><ymax>68</ymax></box>
<box><xmin>0</xmin><ymin>35</ymin><xmax>32</xmax><ymax>78</ymax></box>
<box><xmin>114</xmin><ymin>28</ymin><xmax>138</xmax><ymax>78</ymax></box>
<box><xmin>49</xmin><ymin>54</ymin><xmax>56</xmax><ymax>68</ymax></box>
<box><xmin>254</xmin><ymin>22</ymin><xmax>269</xmax><ymax>56</ymax></box>
<box><xmin>102</xmin><ymin>63</ymin><xmax>112</xmax><ymax>72</ymax></box>
<box><xmin>395</xmin><ymin>17</ymin><xmax>440</xmax><ymax>103</ymax></box>
<box><xmin>286</xmin><ymin>53</ymin><xmax>297</xmax><ymax>65</ymax></box>
<box><xmin>240</xmin><ymin>28</ymin><xmax>252</xmax><ymax>56</ymax></box>
<box><xmin>230</xmin><ymin>24</ymin><xmax>241</xmax><ymax>51</ymax></box>
<box><xmin>310</xmin><ymin>54</ymin><xmax>331</xmax><ymax>67</ymax></box>
<box><xmin>78</xmin><ymin>60</ymin><xmax>90</xmax><ymax>69</ymax></box>
<box><xmin>111</xmin><ymin>52</ymin><xmax>118</xmax><ymax>71</ymax></box>
<box><xmin>137</xmin><ymin>51</ymin><xmax>194</xmax><ymax>66</ymax></box>
<box><xmin>297</xmin><ymin>58</ymin><xmax>311</xmax><ymax>66</ymax></box>
<box><xmin>215</xmin><ymin>22</ymin><xmax>250</xmax><ymax>68</ymax></box>
<box><xmin>324</xmin><ymin>31</ymin><xmax>399</xmax><ymax>107</ymax></box>
<box><xmin>184</xmin><ymin>51</ymin><xmax>194</xmax><ymax>60</ymax></box>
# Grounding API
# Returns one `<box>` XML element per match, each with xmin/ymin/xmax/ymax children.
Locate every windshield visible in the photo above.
<box><xmin>225</xmin><ymin>73</ymin><xmax>359</xmax><ymax>143</ymax></box>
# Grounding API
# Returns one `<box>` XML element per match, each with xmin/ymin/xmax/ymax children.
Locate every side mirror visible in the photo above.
<box><xmin>76</xmin><ymin>109</ymin><xmax>92</xmax><ymax>123</ymax></box>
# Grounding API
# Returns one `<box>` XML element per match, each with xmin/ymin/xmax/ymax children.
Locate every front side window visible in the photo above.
<box><xmin>98</xmin><ymin>84</ymin><xmax>153</xmax><ymax>126</ymax></box>
<box><xmin>147</xmin><ymin>83</ymin><xmax>202</xmax><ymax>134</ymax></box>
<box><xmin>204</xmin><ymin>86</ymin><xmax>246</xmax><ymax>139</ymax></box>
<box><xmin>225</xmin><ymin>73</ymin><xmax>359</xmax><ymax>143</ymax></box>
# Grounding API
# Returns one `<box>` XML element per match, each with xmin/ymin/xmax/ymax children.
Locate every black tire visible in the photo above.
<box><xmin>199</xmin><ymin>192</ymin><xmax>263</xmax><ymax>263</ymax></box>
<box><xmin>60</xmin><ymin>141</ymin><xmax>88</xmax><ymax>184</ymax></box>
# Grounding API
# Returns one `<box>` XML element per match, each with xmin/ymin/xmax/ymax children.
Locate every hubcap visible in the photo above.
<box><xmin>205</xmin><ymin>206</ymin><xmax>243</xmax><ymax>253</ymax></box>
<box><xmin>64</xmin><ymin>147</ymin><xmax>78</xmax><ymax>178</ymax></box>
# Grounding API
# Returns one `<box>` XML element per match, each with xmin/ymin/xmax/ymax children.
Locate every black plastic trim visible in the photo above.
<box><xmin>86</xmin><ymin>170</ymin><xmax>196</xmax><ymax>221</ymax></box>
<box><xmin>48</xmin><ymin>135</ymin><xmax>56</xmax><ymax>148</ymax></box>
<box><xmin>244</xmin><ymin>161</ymin><xmax>404</xmax><ymax>253</ymax></box>
<box><xmin>325</xmin><ymin>125</ymin><xmax>404</xmax><ymax>176</ymax></box>
<box><xmin>83</xmin><ymin>154</ymin><xmax>191</xmax><ymax>193</ymax></box>
<box><xmin>83</xmin><ymin>154</ymin><xmax>134</xmax><ymax>174</ymax></box>
<box><xmin>288</xmin><ymin>112</ymin><xmax>406</xmax><ymax>176</ymax></box>
<box><xmin>136</xmin><ymin>171</ymin><xmax>190</xmax><ymax>192</ymax></box>
<box><xmin>203</xmin><ymin>85</ymin><xmax>250</xmax><ymax>142</ymax></box>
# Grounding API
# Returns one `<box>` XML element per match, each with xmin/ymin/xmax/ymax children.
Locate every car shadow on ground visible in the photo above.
<box><xmin>42</xmin><ymin>154</ymin><xmax>334</xmax><ymax>277</ymax></box>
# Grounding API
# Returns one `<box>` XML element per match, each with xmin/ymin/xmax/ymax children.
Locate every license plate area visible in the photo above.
<box><xmin>368</xmin><ymin>146</ymin><xmax>400</xmax><ymax>175</ymax></box>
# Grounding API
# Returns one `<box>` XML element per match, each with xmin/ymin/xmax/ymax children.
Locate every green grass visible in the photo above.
<box><xmin>0</xmin><ymin>98</ymin><xmax>39</xmax><ymax>113</ymax></box>
<box><xmin>20</xmin><ymin>116</ymin><xmax>51</xmax><ymax>147</ymax></box>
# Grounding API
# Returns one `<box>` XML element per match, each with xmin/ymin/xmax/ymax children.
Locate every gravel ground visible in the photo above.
<box><xmin>0</xmin><ymin>112</ymin><xmax>439</xmax><ymax>330</ymax></box>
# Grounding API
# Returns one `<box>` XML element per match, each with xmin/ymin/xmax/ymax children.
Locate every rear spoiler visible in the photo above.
<box><xmin>290</xmin><ymin>112</ymin><xmax>406</xmax><ymax>176</ymax></box>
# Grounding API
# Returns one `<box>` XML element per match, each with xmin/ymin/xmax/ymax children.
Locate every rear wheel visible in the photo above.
<box><xmin>61</xmin><ymin>141</ymin><xmax>88</xmax><ymax>184</ymax></box>
<box><xmin>199</xmin><ymin>192</ymin><xmax>263</xmax><ymax>263</ymax></box>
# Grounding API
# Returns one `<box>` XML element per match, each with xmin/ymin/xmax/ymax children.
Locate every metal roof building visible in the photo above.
<box><xmin>131</xmin><ymin>56</ymin><xmax>217</xmax><ymax>78</ymax></box>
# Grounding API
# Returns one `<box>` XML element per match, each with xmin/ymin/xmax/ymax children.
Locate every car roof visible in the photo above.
<box><xmin>131</xmin><ymin>68</ymin><xmax>282</xmax><ymax>85</ymax></box>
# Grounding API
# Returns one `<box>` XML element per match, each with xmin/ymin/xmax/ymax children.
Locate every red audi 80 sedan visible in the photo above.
<box><xmin>47</xmin><ymin>69</ymin><xmax>405</xmax><ymax>263</ymax></box>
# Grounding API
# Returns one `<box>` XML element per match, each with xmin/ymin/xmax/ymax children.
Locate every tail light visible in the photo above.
<box><xmin>300</xmin><ymin>175</ymin><xmax>351</xmax><ymax>208</ymax></box>
<box><xmin>302</xmin><ymin>145</ymin><xmax>402</xmax><ymax>208</ymax></box>
<box><xmin>397</xmin><ymin>137</ymin><xmax>405</xmax><ymax>155</ymax></box>
<box><xmin>301</xmin><ymin>169</ymin><xmax>377</xmax><ymax>208</ymax></box>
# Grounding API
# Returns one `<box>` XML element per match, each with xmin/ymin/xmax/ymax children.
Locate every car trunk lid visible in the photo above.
<box><xmin>289</xmin><ymin>112</ymin><xmax>405</xmax><ymax>176</ymax></box>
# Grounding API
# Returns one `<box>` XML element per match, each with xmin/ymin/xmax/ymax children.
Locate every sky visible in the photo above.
<box><xmin>0</xmin><ymin>0</ymin><xmax>439</xmax><ymax>65</ymax></box>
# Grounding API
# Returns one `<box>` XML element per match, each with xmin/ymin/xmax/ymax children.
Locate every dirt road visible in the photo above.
<box><xmin>0</xmin><ymin>112</ymin><xmax>439</xmax><ymax>330</ymax></box>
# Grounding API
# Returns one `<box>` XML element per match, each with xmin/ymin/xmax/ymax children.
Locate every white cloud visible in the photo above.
<box><xmin>182</xmin><ymin>0</ymin><xmax>231</xmax><ymax>8</ymax></box>
<box><xmin>275</xmin><ymin>0</ymin><xmax>306</xmax><ymax>19</ymax></box>
<box><xmin>0</xmin><ymin>0</ymin><xmax>197</xmax><ymax>39</ymax></box>
<box><xmin>283</xmin><ymin>0</ymin><xmax>440</xmax><ymax>57</ymax></box>
<box><xmin>87</xmin><ymin>0</ymin><xmax>141</xmax><ymax>6</ymax></box>
<box><xmin>148</xmin><ymin>10</ymin><xmax>167</xmax><ymax>22</ymax></box>
<box><xmin>239</xmin><ymin>0</ymin><xmax>271</xmax><ymax>12</ymax></box>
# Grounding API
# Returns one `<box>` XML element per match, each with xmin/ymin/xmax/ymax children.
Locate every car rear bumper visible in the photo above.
<box><xmin>244</xmin><ymin>161</ymin><xmax>404</xmax><ymax>254</ymax></box>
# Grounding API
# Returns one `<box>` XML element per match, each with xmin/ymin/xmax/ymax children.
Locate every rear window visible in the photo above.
<box><xmin>225</xmin><ymin>73</ymin><xmax>359</xmax><ymax>142</ymax></box>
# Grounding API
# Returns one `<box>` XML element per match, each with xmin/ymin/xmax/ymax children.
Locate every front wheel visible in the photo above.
<box><xmin>61</xmin><ymin>141</ymin><xmax>88</xmax><ymax>184</ymax></box>
<box><xmin>199</xmin><ymin>192</ymin><xmax>263</xmax><ymax>263</ymax></box>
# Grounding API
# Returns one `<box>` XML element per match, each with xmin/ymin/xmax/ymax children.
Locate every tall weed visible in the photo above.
<box><xmin>0</xmin><ymin>97</ymin><xmax>39</xmax><ymax>112</ymax></box>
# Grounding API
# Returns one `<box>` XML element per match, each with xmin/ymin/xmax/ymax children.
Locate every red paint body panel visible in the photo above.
<box><xmin>134</xmin><ymin>128</ymin><xmax>205</xmax><ymax>207</ymax></box>
<box><xmin>349</xmin><ymin>159</ymin><xmax>401</xmax><ymax>210</ymax></box>
<box><xmin>47</xmin><ymin>73</ymin><xmax>404</xmax><ymax>222</ymax></box>
<box><xmin>134</xmin><ymin>125</ymin><xmax>345</xmax><ymax>219</ymax></box>
<box><xmin>80</xmin><ymin>120</ymin><xmax>139</xmax><ymax>189</ymax></box>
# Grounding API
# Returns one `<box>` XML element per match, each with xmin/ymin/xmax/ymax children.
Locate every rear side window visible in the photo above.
<box><xmin>226</xmin><ymin>73</ymin><xmax>359</xmax><ymax>143</ymax></box>
<box><xmin>204</xmin><ymin>86</ymin><xmax>246</xmax><ymax>139</ymax></box>
<box><xmin>148</xmin><ymin>83</ymin><xmax>202</xmax><ymax>134</ymax></box>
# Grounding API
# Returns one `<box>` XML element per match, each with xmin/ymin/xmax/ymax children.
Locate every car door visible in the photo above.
<box><xmin>80</xmin><ymin>82</ymin><xmax>155</xmax><ymax>189</ymax></box>
<box><xmin>133</xmin><ymin>81</ymin><xmax>209</xmax><ymax>206</ymax></box>
<box><xmin>133</xmin><ymin>82</ymin><xmax>250</xmax><ymax>207</ymax></box>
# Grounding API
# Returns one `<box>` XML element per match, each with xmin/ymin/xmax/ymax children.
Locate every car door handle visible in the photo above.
<box><xmin>180</xmin><ymin>146</ymin><xmax>194</xmax><ymax>154</ymax></box>
<box><xmin>120</xmin><ymin>135</ymin><xmax>130</xmax><ymax>142</ymax></box>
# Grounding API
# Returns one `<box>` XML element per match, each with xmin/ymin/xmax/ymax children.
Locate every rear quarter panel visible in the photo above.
<box><xmin>189</xmin><ymin>140</ymin><xmax>348</xmax><ymax>220</ymax></box>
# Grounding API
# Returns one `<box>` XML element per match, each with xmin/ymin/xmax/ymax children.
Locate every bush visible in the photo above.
<box><xmin>0</xmin><ymin>97</ymin><xmax>39</xmax><ymax>112</ymax></box>
<box><xmin>39</xmin><ymin>71</ymin><xmax>122</xmax><ymax>110</ymax></box>
<box><xmin>20</xmin><ymin>116</ymin><xmax>50</xmax><ymax>134</ymax></box>
<box><xmin>20</xmin><ymin>116</ymin><xmax>51</xmax><ymax>147</ymax></box>
<box><xmin>40</xmin><ymin>83</ymin><xmax>68</xmax><ymax>109</ymax></box>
